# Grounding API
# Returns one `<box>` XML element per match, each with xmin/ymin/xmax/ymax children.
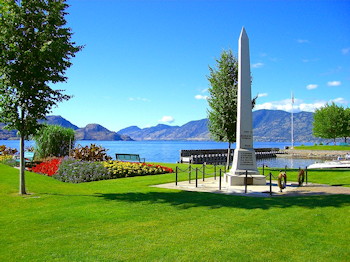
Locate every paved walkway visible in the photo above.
<box><xmin>152</xmin><ymin>177</ymin><xmax>350</xmax><ymax>197</ymax></box>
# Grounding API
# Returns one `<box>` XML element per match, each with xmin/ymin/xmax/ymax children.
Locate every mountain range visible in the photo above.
<box><xmin>0</xmin><ymin>109</ymin><xmax>329</xmax><ymax>143</ymax></box>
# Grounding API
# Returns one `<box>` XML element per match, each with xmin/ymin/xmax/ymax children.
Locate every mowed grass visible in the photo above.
<box><xmin>294</xmin><ymin>145</ymin><xmax>350</xmax><ymax>151</ymax></box>
<box><xmin>1</xmin><ymin>163</ymin><xmax>350</xmax><ymax>261</ymax></box>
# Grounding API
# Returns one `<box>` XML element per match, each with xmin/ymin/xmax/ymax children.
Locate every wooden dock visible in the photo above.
<box><xmin>179</xmin><ymin>148</ymin><xmax>283</xmax><ymax>164</ymax></box>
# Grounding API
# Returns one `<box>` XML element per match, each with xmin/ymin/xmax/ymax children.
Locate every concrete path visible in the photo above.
<box><xmin>152</xmin><ymin>177</ymin><xmax>350</xmax><ymax>197</ymax></box>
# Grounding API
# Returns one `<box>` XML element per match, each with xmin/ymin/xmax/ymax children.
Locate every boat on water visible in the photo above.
<box><xmin>308</xmin><ymin>160</ymin><xmax>350</xmax><ymax>169</ymax></box>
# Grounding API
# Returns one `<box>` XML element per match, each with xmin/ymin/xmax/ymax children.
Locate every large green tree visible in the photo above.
<box><xmin>207</xmin><ymin>50</ymin><xmax>238</xmax><ymax>169</ymax></box>
<box><xmin>340</xmin><ymin>107</ymin><xmax>350</xmax><ymax>143</ymax></box>
<box><xmin>312</xmin><ymin>102</ymin><xmax>346</xmax><ymax>144</ymax></box>
<box><xmin>0</xmin><ymin>0</ymin><xmax>82</xmax><ymax>194</ymax></box>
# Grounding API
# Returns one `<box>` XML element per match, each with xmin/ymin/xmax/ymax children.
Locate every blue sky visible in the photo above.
<box><xmin>51</xmin><ymin>0</ymin><xmax>350</xmax><ymax>132</ymax></box>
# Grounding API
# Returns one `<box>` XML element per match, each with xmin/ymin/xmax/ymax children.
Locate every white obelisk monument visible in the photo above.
<box><xmin>226</xmin><ymin>27</ymin><xmax>266</xmax><ymax>186</ymax></box>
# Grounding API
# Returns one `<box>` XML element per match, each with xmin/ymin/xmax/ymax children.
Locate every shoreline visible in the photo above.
<box><xmin>281</xmin><ymin>149</ymin><xmax>349</xmax><ymax>160</ymax></box>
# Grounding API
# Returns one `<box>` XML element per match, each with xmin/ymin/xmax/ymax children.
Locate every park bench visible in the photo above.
<box><xmin>116</xmin><ymin>153</ymin><xmax>145</xmax><ymax>163</ymax></box>
<box><xmin>15</xmin><ymin>151</ymin><xmax>35</xmax><ymax>166</ymax></box>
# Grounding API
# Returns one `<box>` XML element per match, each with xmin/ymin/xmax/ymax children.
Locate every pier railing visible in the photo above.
<box><xmin>179</xmin><ymin>148</ymin><xmax>282</xmax><ymax>164</ymax></box>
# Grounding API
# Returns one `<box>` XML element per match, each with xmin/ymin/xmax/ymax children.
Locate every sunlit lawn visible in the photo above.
<box><xmin>294</xmin><ymin>145</ymin><xmax>350</xmax><ymax>151</ymax></box>
<box><xmin>1</xmin><ymin>163</ymin><xmax>349</xmax><ymax>261</ymax></box>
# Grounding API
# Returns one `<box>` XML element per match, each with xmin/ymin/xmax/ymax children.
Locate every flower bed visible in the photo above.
<box><xmin>31</xmin><ymin>158</ymin><xmax>61</xmax><ymax>176</ymax></box>
<box><xmin>0</xmin><ymin>155</ymin><xmax>13</xmax><ymax>163</ymax></box>
<box><xmin>31</xmin><ymin>157</ymin><xmax>173</xmax><ymax>183</ymax></box>
<box><xmin>53</xmin><ymin>158</ymin><xmax>110</xmax><ymax>183</ymax></box>
<box><xmin>103</xmin><ymin>161</ymin><xmax>173</xmax><ymax>178</ymax></box>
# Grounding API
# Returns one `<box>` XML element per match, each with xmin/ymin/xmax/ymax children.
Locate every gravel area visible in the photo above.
<box><xmin>282</xmin><ymin>149</ymin><xmax>349</xmax><ymax>159</ymax></box>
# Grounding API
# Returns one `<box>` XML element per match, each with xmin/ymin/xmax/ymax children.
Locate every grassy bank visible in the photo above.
<box><xmin>294</xmin><ymin>145</ymin><xmax>350</xmax><ymax>151</ymax></box>
<box><xmin>1</xmin><ymin>164</ymin><xmax>350</xmax><ymax>261</ymax></box>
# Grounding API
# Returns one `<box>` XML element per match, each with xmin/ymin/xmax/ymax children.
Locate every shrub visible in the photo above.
<box><xmin>0</xmin><ymin>145</ymin><xmax>18</xmax><ymax>155</ymax></box>
<box><xmin>54</xmin><ymin>158</ymin><xmax>110</xmax><ymax>183</ymax></box>
<box><xmin>31</xmin><ymin>158</ymin><xmax>62</xmax><ymax>176</ymax></box>
<box><xmin>71</xmin><ymin>144</ymin><xmax>112</xmax><ymax>161</ymax></box>
<box><xmin>0</xmin><ymin>155</ymin><xmax>16</xmax><ymax>167</ymax></box>
<box><xmin>103</xmin><ymin>161</ymin><xmax>173</xmax><ymax>178</ymax></box>
<box><xmin>34</xmin><ymin>125</ymin><xmax>75</xmax><ymax>160</ymax></box>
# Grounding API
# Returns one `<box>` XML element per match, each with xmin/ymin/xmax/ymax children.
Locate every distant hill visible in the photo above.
<box><xmin>0</xmin><ymin>109</ymin><xmax>334</xmax><ymax>142</ymax></box>
<box><xmin>252</xmin><ymin>110</ymin><xmax>316</xmax><ymax>142</ymax></box>
<box><xmin>119</xmin><ymin>110</ymin><xmax>328</xmax><ymax>143</ymax></box>
<box><xmin>0</xmin><ymin>116</ymin><xmax>132</xmax><ymax>141</ymax></box>
<box><xmin>0</xmin><ymin>123</ymin><xmax>18</xmax><ymax>140</ymax></box>
<box><xmin>117</xmin><ymin>119</ymin><xmax>210</xmax><ymax>141</ymax></box>
<box><xmin>41</xmin><ymin>115</ymin><xmax>79</xmax><ymax>130</ymax></box>
<box><xmin>75</xmin><ymin>124</ymin><xmax>132</xmax><ymax>141</ymax></box>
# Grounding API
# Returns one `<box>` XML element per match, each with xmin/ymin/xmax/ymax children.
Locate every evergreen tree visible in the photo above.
<box><xmin>0</xmin><ymin>0</ymin><xmax>82</xmax><ymax>194</ymax></box>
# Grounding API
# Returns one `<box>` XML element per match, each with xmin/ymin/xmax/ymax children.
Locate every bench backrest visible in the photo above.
<box><xmin>24</xmin><ymin>152</ymin><xmax>35</xmax><ymax>160</ymax></box>
<box><xmin>116</xmin><ymin>154</ymin><xmax>141</xmax><ymax>162</ymax></box>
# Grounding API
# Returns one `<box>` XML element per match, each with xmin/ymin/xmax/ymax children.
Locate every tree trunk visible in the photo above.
<box><xmin>19</xmin><ymin>133</ymin><xmax>27</xmax><ymax>195</ymax></box>
<box><xmin>226</xmin><ymin>142</ymin><xmax>231</xmax><ymax>171</ymax></box>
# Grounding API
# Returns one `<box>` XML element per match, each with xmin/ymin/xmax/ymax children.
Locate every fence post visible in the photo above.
<box><xmin>214</xmin><ymin>164</ymin><xmax>217</xmax><ymax>180</ymax></box>
<box><xmin>262</xmin><ymin>164</ymin><xmax>265</xmax><ymax>176</ymax></box>
<box><xmin>269</xmin><ymin>172</ymin><xmax>272</xmax><ymax>196</ymax></box>
<box><xmin>306</xmin><ymin>166</ymin><xmax>308</xmax><ymax>184</ymax></box>
<box><xmin>245</xmin><ymin>170</ymin><xmax>248</xmax><ymax>194</ymax></box>
<box><xmin>175</xmin><ymin>166</ymin><xmax>178</xmax><ymax>186</ymax></box>
<box><xmin>203</xmin><ymin>163</ymin><xmax>205</xmax><ymax>181</ymax></box>
<box><xmin>195</xmin><ymin>168</ymin><xmax>198</xmax><ymax>187</ymax></box>
<box><xmin>189</xmin><ymin>165</ymin><xmax>191</xmax><ymax>184</ymax></box>
<box><xmin>219</xmin><ymin>169</ymin><xmax>222</xmax><ymax>191</ymax></box>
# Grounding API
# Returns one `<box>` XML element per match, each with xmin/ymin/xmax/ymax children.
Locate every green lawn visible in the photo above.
<box><xmin>1</xmin><ymin>163</ymin><xmax>350</xmax><ymax>261</ymax></box>
<box><xmin>294</xmin><ymin>145</ymin><xmax>350</xmax><ymax>151</ymax></box>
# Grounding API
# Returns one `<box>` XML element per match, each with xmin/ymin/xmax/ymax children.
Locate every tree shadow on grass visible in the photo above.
<box><xmin>93</xmin><ymin>191</ymin><xmax>350</xmax><ymax>210</ymax></box>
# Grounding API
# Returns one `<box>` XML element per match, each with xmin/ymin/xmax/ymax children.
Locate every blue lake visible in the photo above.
<box><xmin>0</xmin><ymin>140</ymin><xmax>319</xmax><ymax>168</ymax></box>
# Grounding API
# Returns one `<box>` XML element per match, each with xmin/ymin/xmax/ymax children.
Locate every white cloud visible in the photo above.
<box><xmin>195</xmin><ymin>94</ymin><xmax>208</xmax><ymax>100</ymax></box>
<box><xmin>252</xmin><ymin>62</ymin><xmax>264</xmax><ymax>68</ymax></box>
<box><xmin>159</xmin><ymin>116</ymin><xmax>175</xmax><ymax>124</ymax></box>
<box><xmin>341</xmin><ymin>47</ymin><xmax>350</xmax><ymax>55</ymax></box>
<box><xmin>296</xmin><ymin>39</ymin><xmax>309</xmax><ymax>44</ymax></box>
<box><xmin>327</xmin><ymin>81</ymin><xmax>341</xmax><ymax>86</ymax></box>
<box><xmin>257</xmin><ymin>93</ymin><xmax>268</xmax><ymax>98</ymax></box>
<box><xmin>128</xmin><ymin>97</ymin><xmax>150</xmax><ymax>102</ymax></box>
<box><xmin>306</xmin><ymin>84</ymin><xmax>318</xmax><ymax>90</ymax></box>
<box><xmin>255</xmin><ymin>98</ymin><xmax>325</xmax><ymax>113</ymax></box>
<box><xmin>255</xmin><ymin>97</ymin><xmax>349</xmax><ymax>113</ymax></box>
<box><xmin>331</xmin><ymin>97</ymin><xmax>348</xmax><ymax>104</ymax></box>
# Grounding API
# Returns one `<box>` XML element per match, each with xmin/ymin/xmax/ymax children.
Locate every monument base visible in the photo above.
<box><xmin>225</xmin><ymin>171</ymin><xmax>266</xmax><ymax>186</ymax></box>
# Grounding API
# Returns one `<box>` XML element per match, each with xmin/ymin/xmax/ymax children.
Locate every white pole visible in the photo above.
<box><xmin>291</xmin><ymin>92</ymin><xmax>294</xmax><ymax>149</ymax></box>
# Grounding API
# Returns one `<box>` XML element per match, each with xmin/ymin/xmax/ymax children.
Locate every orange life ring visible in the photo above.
<box><xmin>298</xmin><ymin>169</ymin><xmax>305</xmax><ymax>186</ymax></box>
<box><xmin>278</xmin><ymin>172</ymin><xmax>287</xmax><ymax>191</ymax></box>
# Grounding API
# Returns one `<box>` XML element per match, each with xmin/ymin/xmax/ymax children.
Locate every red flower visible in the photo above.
<box><xmin>31</xmin><ymin>158</ymin><xmax>62</xmax><ymax>176</ymax></box>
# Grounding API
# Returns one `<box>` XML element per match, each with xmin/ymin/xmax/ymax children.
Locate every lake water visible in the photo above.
<box><xmin>0</xmin><ymin>140</ymin><xmax>319</xmax><ymax>168</ymax></box>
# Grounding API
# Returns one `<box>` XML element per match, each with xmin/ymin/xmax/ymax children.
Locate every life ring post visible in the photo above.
<box><xmin>245</xmin><ymin>170</ymin><xmax>248</xmax><ymax>194</ymax></box>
